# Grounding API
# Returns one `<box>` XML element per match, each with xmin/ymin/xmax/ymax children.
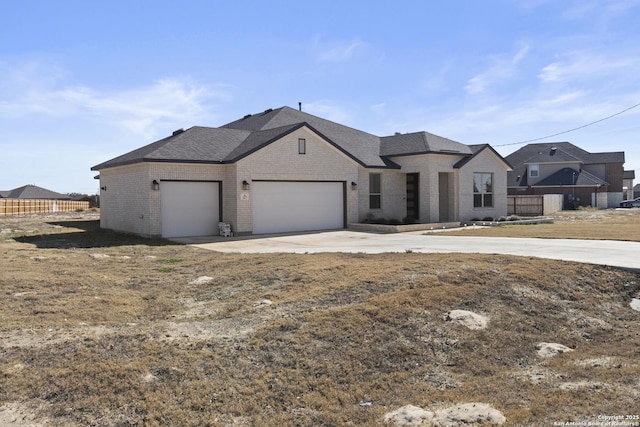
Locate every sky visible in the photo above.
<box><xmin>1</xmin><ymin>0</ymin><xmax>639</xmax><ymax>195</ymax></box>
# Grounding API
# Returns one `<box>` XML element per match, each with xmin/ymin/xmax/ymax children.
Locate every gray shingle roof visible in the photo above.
<box><xmin>506</xmin><ymin>142</ymin><xmax>624</xmax><ymax>167</ymax></box>
<box><xmin>452</xmin><ymin>144</ymin><xmax>513</xmax><ymax>169</ymax></box>
<box><xmin>4</xmin><ymin>185</ymin><xmax>71</xmax><ymax>199</ymax></box>
<box><xmin>380</xmin><ymin>131</ymin><xmax>472</xmax><ymax>157</ymax></box>
<box><xmin>535</xmin><ymin>167</ymin><xmax>608</xmax><ymax>187</ymax></box>
<box><xmin>222</xmin><ymin>106</ymin><xmax>390</xmax><ymax>167</ymax></box>
<box><xmin>92</xmin><ymin>105</ymin><xmax>509</xmax><ymax>171</ymax></box>
<box><xmin>91</xmin><ymin>127</ymin><xmax>251</xmax><ymax>170</ymax></box>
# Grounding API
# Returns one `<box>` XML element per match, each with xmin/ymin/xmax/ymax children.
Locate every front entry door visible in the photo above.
<box><xmin>406</xmin><ymin>173</ymin><xmax>419</xmax><ymax>223</ymax></box>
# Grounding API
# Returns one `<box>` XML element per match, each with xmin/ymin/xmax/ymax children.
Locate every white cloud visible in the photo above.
<box><xmin>465</xmin><ymin>44</ymin><xmax>530</xmax><ymax>94</ymax></box>
<box><xmin>538</xmin><ymin>51</ymin><xmax>634</xmax><ymax>83</ymax></box>
<box><xmin>0</xmin><ymin>60</ymin><xmax>228</xmax><ymax>139</ymax></box>
<box><xmin>561</xmin><ymin>0</ymin><xmax>640</xmax><ymax>20</ymax></box>
<box><xmin>314</xmin><ymin>38</ymin><xmax>366</xmax><ymax>63</ymax></box>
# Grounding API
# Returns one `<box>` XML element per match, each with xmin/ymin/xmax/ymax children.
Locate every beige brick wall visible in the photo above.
<box><xmin>99</xmin><ymin>163</ymin><xmax>228</xmax><ymax>237</ymax></box>
<box><xmin>458</xmin><ymin>150</ymin><xmax>509</xmax><ymax>221</ymax></box>
<box><xmin>99</xmin><ymin>164</ymin><xmax>152</xmax><ymax>236</ymax></box>
<box><xmin>235</xmin><ymin>127</ymin><xmax>360</xmax><ymax>233</ymax></box>
<box><xmin>357</xmin><ymin>168</ymin><xmax>405</xmax><ymax>222</ymax></box>
<box><xmin>392</xmin><ymin>154</ymin><xmax>464</xmax><ymax>223</ymax></box>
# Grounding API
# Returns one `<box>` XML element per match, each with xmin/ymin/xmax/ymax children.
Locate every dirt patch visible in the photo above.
<box><xmin>1</xmin><ymin>213</ymin><xmax>639</xmax><ymax>426</ymax></box>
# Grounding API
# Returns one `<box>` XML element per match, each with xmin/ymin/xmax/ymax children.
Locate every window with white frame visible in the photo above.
<box><xmin>473</xmin><ymin>173</ymin><xmax>493</xmax><ymax>208</ymax></box>
<box><xmin>529</xmin><ymin>164</ymin><xmax>539</xmax><ymax>177</ymax></box>
<box><xmin>369</xmin><ymin>173</ymin><xmax>381</xmax><ymax>209</ymax></box>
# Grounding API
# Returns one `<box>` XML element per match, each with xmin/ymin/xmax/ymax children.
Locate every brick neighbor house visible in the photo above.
<box><xmin>505</xmin><ymin>142</ymin><xmax>625</xmax><ymax>209</ymax></box>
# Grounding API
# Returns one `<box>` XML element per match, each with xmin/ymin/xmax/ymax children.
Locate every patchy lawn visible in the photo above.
<box><xmin>447</xmin><ymin>208</ymin><xmax>640</xmax><ymax>241</ymax></box>
<box><xmin>1</xmin><ymin>212</ymin><xmax>639</xmax><ymax>426</ymax></box>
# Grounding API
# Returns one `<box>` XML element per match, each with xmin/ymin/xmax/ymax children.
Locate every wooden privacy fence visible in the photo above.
<box><xmin>507</xmin><ymin>194</ymin><xmax>564</xmax><ymax>216</ymax></box>
<box><xmin>0</xmin><ymin>199</ymin><xmax>90</xmax><ymax>216</ymax></box>
<box><xmin>507</xmin><ymin>195</ymin><xmax>543</xmax><ymax>216</ymax></box>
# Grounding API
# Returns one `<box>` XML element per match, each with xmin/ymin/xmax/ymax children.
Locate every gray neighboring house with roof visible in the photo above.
<box><xmin>91</xmin><ymin>106</ymin><xmax>511</xmax><ymax>238</ymax></box>
<box><xmin>505</xmin><ymin>142</ymin><xmax>625</xmax><ymax>209</ymax></box>
<box><xmin>0</xmin><ymin>185</ymin><xmax>71</xmax><ymax>200</ymax></box>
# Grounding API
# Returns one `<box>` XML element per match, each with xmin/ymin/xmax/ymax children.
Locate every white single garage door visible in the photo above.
<box><xmin>252</xmin><ymin>181</ymin><xmax>344</xmax><ymax>234</ymax></box>
<box><xmin>161</xmin><ymin>181</ymin><xmax>220</xmax><ymax>238</ymax></box>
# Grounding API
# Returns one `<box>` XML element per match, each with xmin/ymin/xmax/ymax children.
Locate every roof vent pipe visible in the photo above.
<box><xmin>299</xmin><ymin>102</ymin><xmax>302</xmax><ymax>111</ymax></box>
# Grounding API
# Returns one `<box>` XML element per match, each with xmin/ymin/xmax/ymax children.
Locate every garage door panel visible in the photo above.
<box><xmin>252</xmin><ymin>181</ymin><xmax>344</xmax><ymax>234</ymax></box>
<box><xmin>161</xmin><ymin>181</ymin><xmax>219</xmax><ymax>238</ymax></box>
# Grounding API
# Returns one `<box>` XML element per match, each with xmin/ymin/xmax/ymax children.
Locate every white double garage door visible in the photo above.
<box><xmin>161</xmin><ymin>181</ymin><xmax>345</xmax><ymax>238</ymax></box>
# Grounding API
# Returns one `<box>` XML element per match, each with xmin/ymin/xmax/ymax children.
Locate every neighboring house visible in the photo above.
<box><xmin>91</xmin><ymin>106</ymin><xmax>511</xmax><ymax>238</ymax></box>
<box><xmin>0</xmin><ymin>185</ymin><xmax>87</xmax><ymax>216</ymax></box>
<box><xmin>505</xmin><ymin>142</ymin><xmax>625</xmax><ymax>209</ymax></box>
<box><xmin>623</xmin><ymin>170</ymin><xmax>635</xmax><ymax>200</ymax></box>
<box><xmin>0</xmin><ymin>184</ymin><xmax>72</xmax><ymax>200</ymax></box>
<box><xmin>634</xmin><ymin>183</ymin><xmax>640</xmax><ymax>199</ymax></box>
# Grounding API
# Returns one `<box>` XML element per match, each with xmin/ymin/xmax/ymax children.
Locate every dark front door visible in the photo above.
<box><xmin>406</xmin><ymin>173</ymin><xmax>419</xmax><ymax>223</ymax></box>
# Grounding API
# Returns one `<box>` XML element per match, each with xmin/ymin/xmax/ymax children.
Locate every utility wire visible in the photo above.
<box><xmin>494</xmin><ymin>101</ymin><xmax>640</xmax><ymax>147</ymax></box>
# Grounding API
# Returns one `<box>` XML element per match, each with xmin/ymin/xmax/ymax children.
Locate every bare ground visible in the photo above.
<box><xmin>1</xmin><ymin>211</ymin><xmax>639</xmax><ymax>426</ymax></box>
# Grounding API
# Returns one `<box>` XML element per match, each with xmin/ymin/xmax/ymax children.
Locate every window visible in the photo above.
<box><xmin>473</xmin><ymin>173</ymin><xmax>493</xmax><ymax>208</ymax></box>
<box><xmin>298</xmin><ymin>138</ymin><xmax>306</xmax><ymax>154</ymax></box>
<box><xmin>369</xmin><ymin>173</ymin><xmax>381</xmax><ymax>209</ymax></box>
<box><xmin>529</xmin><ymin>164</ymin><xmax>539</xmax><ymax>177</ymax></box>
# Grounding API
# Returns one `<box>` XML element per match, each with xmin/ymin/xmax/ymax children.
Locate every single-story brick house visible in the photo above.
<box><xmin>91</xmin><ymin>106</ymin><xmax>511</xmax><ymax>238</ymax></box>
<box><xmin>505</xmin><ymin>142</ymin><xmax>625</xmax><ymax>209</ymax></box>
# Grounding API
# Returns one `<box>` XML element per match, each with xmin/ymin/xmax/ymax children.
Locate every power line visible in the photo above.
<box><xmin>494</xmin><ymin>101</ymin><xmax>640</xmax><ymax>147</ymax></box>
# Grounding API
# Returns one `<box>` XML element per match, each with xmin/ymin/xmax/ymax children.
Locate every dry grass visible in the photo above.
<box><xmin>447</xmin><ymin>207</ymin><xmax>640</xmax><ymax>241</ymax></box>
<box><xmin>1</xmin><ymin>211</ymin><xmax>639</xmax><ymax>426</ymax></box>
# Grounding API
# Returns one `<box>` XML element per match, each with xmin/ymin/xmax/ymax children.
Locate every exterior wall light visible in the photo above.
<box><xmin>242</xmin><ymin>180</ymin><xmax>250</xmax><ymax>190</ymax></box>
<box><xmin>152</xmin><ymin>179</ymin><xmax>160</xmax><ymax>191</ymax></box>
<box><xmin>100</xmin><ymin>186</ymin><xmax>107</xmax><ymax>191</ymax></box>
<box><xmin>351</xmin><ymin>181</ymin><xmax>358</xmax><ymax>190</ymax></box>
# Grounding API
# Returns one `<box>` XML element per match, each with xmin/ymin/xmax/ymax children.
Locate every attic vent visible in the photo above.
<box><xmin>263</xmin><ymin>108</ymin><xmax>273</xmax><ymax>114</ymax></box>
<box><xmin>243</xmin><ymin>114</ymin><xmax>252</xmax><ymax>119</ymax></box>
<box><xmin>172</xmin><ymin>128</ymin><xmax>184</xmax><ymax>136</ymax></box>
<box><xmin>395</xmin><ymin>132</ymin><xmax>401</xmax><ymax>135</ymax></box>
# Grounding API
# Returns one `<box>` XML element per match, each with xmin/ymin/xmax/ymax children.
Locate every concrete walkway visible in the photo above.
<box><xmin>175</xmin><ymin>230</ymin><xmax>640</xmax><ymax>270</ymax></box>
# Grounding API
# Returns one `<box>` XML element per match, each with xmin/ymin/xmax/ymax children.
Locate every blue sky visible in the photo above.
<box><xmin>1</xmin><ymin>0</ymin><xmax>639</xmax><ymax>195</ymax></box>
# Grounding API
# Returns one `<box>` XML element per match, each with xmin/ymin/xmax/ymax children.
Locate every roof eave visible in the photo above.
<box><xmin>91</xmin><ymin>158</ymin><xmax>224</xmax><ymax>171</ymax></box>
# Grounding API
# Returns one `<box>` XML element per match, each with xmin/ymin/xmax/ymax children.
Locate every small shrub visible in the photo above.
<box><xmin>482</xmin><ymin>216</ymin><xmax>494</xmax><ymax>222</ymax></box>
<box><xmin>509</xmin><ymin>215</ymin><xmax>521</xmax><ymax>221</ymax></box>
<box><xmin>470</xmin><ymin>217</ymin><xmax>481</xmax><ymax>222</ymax></box>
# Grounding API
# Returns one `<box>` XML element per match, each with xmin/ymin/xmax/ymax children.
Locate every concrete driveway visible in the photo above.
<box><xmin>174</xmin><ymin>230</ymin><xmax>640</xmax><ymax>270</ymax></box>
